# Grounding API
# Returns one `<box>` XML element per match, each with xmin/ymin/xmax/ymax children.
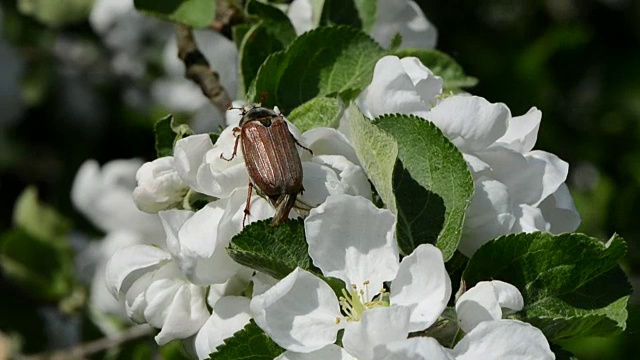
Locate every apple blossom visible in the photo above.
<box><xmin>377</xmin><ymin>320</ymin><xmax>553</xmax><ymax>359</ymax></box>
<box><xmin>250</xmin><ymin>194</ymin><xmax>451</xmax><ymax>358</ymax></box>
<box><xmin>71</xmin><ymin>159</ymin><xmax>164</xmax><ymax>239</ymax></box>
<box><xmin>133</xmin><ymin>156</ymin><xmax>189</xmax><ymax>213</ymax></box>
<box><xmin>287</xmin><ymin>0</ymin><xmax>437</xmax><ymax>49</ymax></box>
<box><xmin>355</xmin><ymin>55</ymin><xmax>580</xmax><ymax>257</ymax></box>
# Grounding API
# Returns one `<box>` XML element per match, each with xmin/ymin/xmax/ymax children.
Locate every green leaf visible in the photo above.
<box><xmin>18</xmin><ymin>0</ymin><xmax>92</xmax><ymax>27</ymax></box>
<box><xmin>349</xmin><ymin>106</ymin><xmax>474</xmax><ymax>259</ymax></box>
<box><xmin>248</xmin><ymin>26</ymin><xmax>386</xmax><ymax>111</ymax></box>
<box><xmin>154</xmin><ymin>115</ymin><xmax>193</xmax><ymax>157</ymax></box>
<box><xmin>13</xmin><ymin>186</ymin><xmax>71</xmax><ymax>244</ymax></box>
<box><xmin>0</xmin><ymin>228</ymin><xmax>74</xmax><ymax>300</ymax></box>
<box><xmin>287</xmin><ymin>96</ymin><xmax>344</xmax><ymax>132</ymax></box>
<box><xmin>210</xmin><ymin>320</ymin><xmax>284</xmax><ymax>360</ymax></box>
<box><xmin>394</xmin><ymin>48</ymin><xmax>478</xmax><ymax>91</ymax></box>
<box><xmin>463</xmin><ymin>233</ymin><xmax>631</xmax><ymax>341</ymax></box>
<box><xmin>349</xmin><ymin>104</ymin><xmax>398</xmax><ymax>213</ymax></box>
<box><xmin>227</xmin><ymin>218</ymin><xmax>317</xmax><ymax>279</ymax></box>
<box><xmin>354</xmin><ymin>0</ymin><xmax>377</xmax><ymax>33</ymax></box>
<box><xmin>320</xmin><ymin>0</ymin><xmax>362</xmax><ymax>29</ymax></box>
<box><xmin>239</xmin><ymin>1</ymin><xmax>298</xmax><ymax>93</ymax></box>
<box><xmin>134</xmin><ymin>0</ymin><xmax>215</xmax><ymax>28</ymax></box>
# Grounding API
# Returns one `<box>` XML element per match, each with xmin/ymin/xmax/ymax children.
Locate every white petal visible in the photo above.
<box><xmin>456</xmin><ymin>281</ymin><xmax>523</xmax><ymax>333</ymax></box>
<box><xmin>357</xmin><ymin>56</ymin><xmax>431</xmax><ymax>119</ymax></box>
<box><xmin>312</xmin><ymin>155</ymin><xmax>372</xmax><ymax>200</ymax></box>
<box><xmin>216</xmin><ymin>188</ymin><xmax>276</xmax><ymax>243</ymax></box>
<box><xmin>300</xmin><ymin>127</ymin><xmax>359</xmax><ymax>166</ymax></box>
<box><xmin>277</xmin><ymin>345</ymin><xmax>357</xmax><ymax>360</ymax></box>
<box><xmin>538</xmin><ymin>183</ymin><xmax>580</xmax><ymax>233</ymax></box>
<box><xmin>151</xmin><ymin>283</ymin><xmax>210</xmax><ymax>345</ymax></box>
<box><xmin>105</xmin><ymin>244</ymin><xmax>171</xmax><ymax>296</ymax></box>
<box><xmin>71</xmin><ymin>159</ymin><xmax>163</xmax><ymax>237</ymax></box>
<box><xmin>475</xmin><ymin>148</ymin><xmax>568</xmax><ymax>206</ymax></box>
<box><xmin>250</xmin><ymin>268</ymin><xmax>342</xmax><ymax>353</ymax></box>
<box><xmin>391</xmin><ymin>244</ymin><xmax>451</xmax><ymax>331</ymax></box>
<box><xmin>459</xmin><ymin>178</ymin><xmax>515</xmax><ymax>257</ymax></box>
<box><xmin>225</xmin><ymin>100</ymin><xmax>248</xmax><ymax>127</ymax></box>
<box><xmin>370</xmin><ymin>0</ymin><xmax>437</xmax><ymax>49</ymax></box>
<box><xmin>513</xmin><ymin>204</ymin><xmax>550</xmax><ymax>233</ymax></box>
<box><xmin>378</xmin><ymin>337</ymin><xmax>453</xmax><ymax>360</ymax></box>
<box><xmin>133</xmin><ymin>156</ymin><xmax>188</xmax><ymax>213</ymax></box>
<box><xmin>194</xmin><ymin>296</ymin><xmax>252</xmax><ymax>359</ymax></box>
<box><xmin>425</xmin><ymin>95</ymin><xmax>510</xmax><ymax>153</ymax></box>
<box><xmin>452</xmin><ymin>320</ymin><xmax>554</xmax><ymax>360</ymax></box>
<box><xmin>252</xmin><ymin>271</ymin><xmax>280</xmax><ymax>297</ymax></box>
<box><xmin>305</xmin><ymin>194</ymin><xmax>398</xmax><ymax>293</ymax></box>
<box><xmin>287</xmin><ymin>0</ymin><xmax>315</xmax><ymax>35</ymax></box>
<box><xmin>342</xmin><ymin>306</ymin><xmax>412</xmax><ymax>360</ymax></box>
<box><xmin>496</xmin><ymin>107</ymin><xmax>541</xmax><ymax>154</ymax></box>
<box><xmin>400</xmin><ymin>57</ymin><xmax>443</xmax><ymax>106</ymax></box>
<box><xmin>171</xmin><ymin>202</ymin><xmax>243</xmax><ymax>285</ymax></box>
<box><xmin>299</xmin><ymin>157</ymin><xmax>372</xmax><ymax>207</ymax></box>
<box><xmin>173</xmin><ymin>134</ymin><xmax>215</xmax><ymax>192</ymax></box>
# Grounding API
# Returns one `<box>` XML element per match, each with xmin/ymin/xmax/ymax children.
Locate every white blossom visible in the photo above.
<box><xmin>133</xmin><ymin>156</ymin><xmax>189</xmax><ymax>213</ymax></box>
<box><xmin>355</xmin><ymin>55</ymin><xmax>580</xmax><ymax>257</ymax></box>
<box><xmin>377</xmin><ymin>320</ymin><xmax>554</xmax><ymax>359</ymax></box>
<box><xmin>286</xmin><ymin>0</ymin><xmax>437</xmax><ymax>49</ymax></box>
<box><xmin>71</xmin><ymin>159</ymin><xmax>164</xmax><ymax>239</ymax></box>
<box><xmin>250</xmin><ymin>194</ymin><xmax>451</xmax><ymax>358</ymax></box>
<box><xmin>455</xmin><ymin>280</ymin><xmax>524</xmax><ymax>333</ymax></box>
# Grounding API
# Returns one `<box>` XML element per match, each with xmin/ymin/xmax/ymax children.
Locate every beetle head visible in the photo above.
<box><xmin>240</xmin><ymin>106</ymin><xmax>280</xmax><ymax>127</ymax></box>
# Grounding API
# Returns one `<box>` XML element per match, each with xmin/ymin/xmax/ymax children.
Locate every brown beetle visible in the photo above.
<box><xmin>221</xmin><ymin>106</ymin><xmax>312</xmax><ymax>226</ymax></box>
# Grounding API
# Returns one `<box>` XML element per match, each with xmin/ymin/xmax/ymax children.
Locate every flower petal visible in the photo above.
<box><xmin>105</xmin><ymin>244</ymin><xmax>171</xmax><ymax>296</ymax></box>
<box><xmin>342</xmin><ymin>306</ymin><xmax>412</xmax><ymax>360</ymax></box>
<box><xmin>300</xmin><ymin>127</ymin><xmax>360</xmax><ymax>166</ymax></box>
<box><xmin>305</xmin><ymin>194</ymin><xmax>398</xmax><ymax>293</ymax></box>
<box><xmin>451</xmin><ymin>320</ymin><xmax>554</xmax><ymax>359</ymax></box>
<box><xmin>357</xmin><ymin>56</ymin><xmax>431</xmax><ymax>119</ymax></box>
<box><xmin>495</xmin><ymin>107</ymin><xmax>541</xmax><ymax>154</ymax></box>
<box><xmin>538</xmin><ymin>184</ymin><xmax>581</xmax><ymax>233</ymax></box>
<box><xmin>459</xmin><ymin>177</ymin><xmax>515</xmax><ymax>257</ymax></box>
<box><xmin>391</xmin><ymin>244</ymin><xmax>451</xmax><ymax>331</ymax></box>
<box><xmin>425</xmin><ymin>95</ymin><xmax>510</xmax><ymax>153</ymax></box>
<box><xmin>378</xmin><ymin>337</ymin><xmax>453</xmax><ymax>360</ymax></box>
<box><xmin>369</xmin><ymin>0</ymin><xmax>437</xmax><ymax>49</ymax></box>
<box><xmin>250</xmin><ymin>268</ymin><xmax>342</xmax><ymax>353</ymax></box>
<box><xmin>456</xmin><ymin>281</ymin><xmax>523</xmax><ymax>333</ymax></box>
<box><xmin>173</xmin><ymin>134</ymin><xmax>215</xmax><ymax>193</ymax></box>
<box><xmin>276</xmin><ymin>344</ymin><xmax>357</xmax><ymax>360</ymax></box>
<box><xmin>194</xmin><ymin>296</ymin><xmax>252</xmax><ymax>359</ymax></box>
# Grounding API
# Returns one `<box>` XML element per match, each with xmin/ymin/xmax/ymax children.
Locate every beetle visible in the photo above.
<box><xmin>220</xmin><ymin>105</ymin><xmax>312</xmax><ymax>226</ymax></box>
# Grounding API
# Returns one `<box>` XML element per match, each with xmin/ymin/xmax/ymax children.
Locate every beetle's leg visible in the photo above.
<box><xmin>242</xmin><ymin>183</ymin><xmax>253</xmax><ymax>228</ymax></box>
<box><xmin>220</xmin><ymin>127</ymin><xmax>242</xmax><ymax>161</ymax></box>
<box><xmin>292</xmin><ymin>135</ymin><xmax>313</xmax><ymax>155</ymax></box>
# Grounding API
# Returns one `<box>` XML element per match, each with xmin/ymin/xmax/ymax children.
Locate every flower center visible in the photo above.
<box><xmin>338</xmin><ymin>280</ymin><xmax>389</xmax><ymax>322</ymax></box>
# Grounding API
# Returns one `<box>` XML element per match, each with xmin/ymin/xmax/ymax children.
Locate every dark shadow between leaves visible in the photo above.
<box><xmin>393</xmin><ymin>159</ymin><xmax>445</xmax><ymax>255</ymax></box>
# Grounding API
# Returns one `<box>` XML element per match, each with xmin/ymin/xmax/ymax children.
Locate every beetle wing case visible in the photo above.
<box><xmin>236</xmin><ymin>106</ymin><xmax>306</xmax><ymax>225</ymax></box>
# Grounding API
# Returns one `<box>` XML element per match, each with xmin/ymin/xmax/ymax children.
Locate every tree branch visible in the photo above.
<box><xmin>22</xmin><ymin>325</ymin><xmax>153</xmax><ymax>360</ymax></box>
<box><xmin>176</xmin><ymin>24</ymin><xmax>233</xmax><ymax>114</ymax></box>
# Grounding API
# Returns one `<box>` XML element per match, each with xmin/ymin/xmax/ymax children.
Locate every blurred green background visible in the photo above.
<box><xmin>0</xmin><ymin>0</ymin><xmax>638</xmax><ymax>358</ymax></box>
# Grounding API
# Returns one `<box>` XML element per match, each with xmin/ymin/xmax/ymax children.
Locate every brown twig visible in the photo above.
<box><xmin>211</xmin><ymin>0</ymin><xmax>245</xmax><ymax>40</ymax></box>
<box><xmin>176</xmin><ymin>24</ymin><xmax>233</xmax><ymax>114</ymax></box>
<box><xmin>22</xmin><ymin>325</ymin><xmax>154</xmax><ymax>360</ymax></box>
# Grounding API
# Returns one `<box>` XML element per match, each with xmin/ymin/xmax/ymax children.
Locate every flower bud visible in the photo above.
<box><xmin>133</xmin><ymin>157</ymin><xmax>188</xmax><ymax>213</ymax></box>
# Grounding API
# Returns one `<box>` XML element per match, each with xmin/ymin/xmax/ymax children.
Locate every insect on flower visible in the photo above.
<box><xmin>221</xmin><ymin>105</ymin><xmax>312</xmax><ymax>226</ymax></box>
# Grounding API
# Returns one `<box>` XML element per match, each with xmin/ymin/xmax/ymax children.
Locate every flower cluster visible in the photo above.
<box><xmin>355</xmin><ymin>55</ymin><xmax>580</xmax><ymax>256</ymax></box>
<box><xmin>80</xmin><ymin>1</ymin><xmax>582</xmax><ymax>359</ymax></box>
